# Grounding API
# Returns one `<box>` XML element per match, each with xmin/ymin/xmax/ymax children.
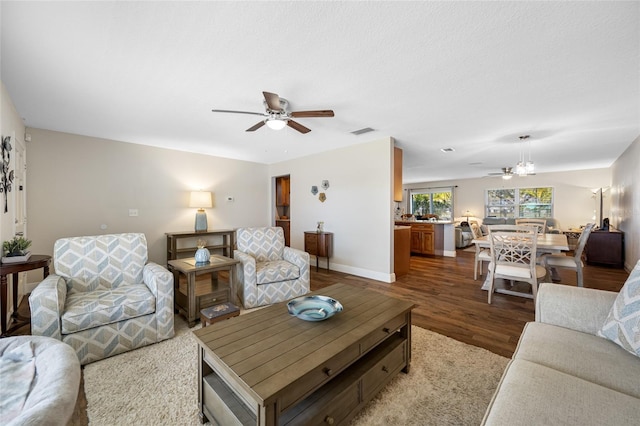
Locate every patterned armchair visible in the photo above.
<box><xmin>234</xmin><ymin>227</ymin><xmax>310</xmax><ymax>309</ymax></box>
<box><xmin>29</xmin><ymin>233</ymin><xmax>174</xmax><ymax>365</ymax></box>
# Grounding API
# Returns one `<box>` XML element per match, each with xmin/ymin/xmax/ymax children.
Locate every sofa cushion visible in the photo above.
<box><xmin>256</xmin><ymin>260</ymin><xmax>300</xmax><ymax>285</ymax></box>
<box><xmin>598</xmin><ymin>260</ymin><xmax>640</xmax><ymax>358</ymax></box>
<box><xmin>54</xmin><ymin>233</ymin><xmax>148</xmax><ymax>292</ymax></box>
<box><xmin>62</xmin><ymin>284</ymin><xmax>156</xmax><ymax>333</ymax></box>
<box><xmin>482</xmin><ymin>359</ymin><xmax>640</xmax><ymax>425</ymax></box>
<box><xmin>515</xmin><ymin>322</ymin><xmax>640</xmax><ymax>398</ymax></box>
<box><xmin>236</xmin><ymin>227</ymin><xmax>285</xmax><ymax>262</ymax></box>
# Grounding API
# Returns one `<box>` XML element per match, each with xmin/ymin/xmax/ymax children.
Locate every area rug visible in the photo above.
<box><xmin>83</xmin><ymin>317</ymin><xmax>508</xmax><ymax>425</ymax></box>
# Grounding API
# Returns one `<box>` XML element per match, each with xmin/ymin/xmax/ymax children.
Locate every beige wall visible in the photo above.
<box><xmin>0</xmin><ymin>82</ymin><xmax>25</xmax><ymax>241</ymax></box>
<box><xmin>611</xmin><ymin>135</ymin><xmax>640</xmax><ymax>270</ymax></box>
<box><xmin>1</xmin><ymin>82</ymin><xmax>27</xmax><ymax>324</ymax></box>
<box><xmin>269</xmin><ymin>138</ymin><xmax>395</xmax><ymax>282</ymax></box>
<box><xmin>404</xmin><ymin>168</ymin><xmax>612</xmax><ymax>232</ymax></box>
<box><xmin>26</xmin><ymin>128</ymin><xmax>270</xmax><ymax>266</ymax></box>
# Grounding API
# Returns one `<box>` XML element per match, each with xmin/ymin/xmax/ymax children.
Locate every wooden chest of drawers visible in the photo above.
<box><xmin>304</xmin><ymin>231</ymin><xmax>333</xmax><ymax>271</ymax></box>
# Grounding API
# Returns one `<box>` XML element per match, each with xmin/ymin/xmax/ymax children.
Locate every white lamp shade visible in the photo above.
<box><xmin>189</xmin><ymin>191</ymin><xmax>212</xmax><ymax>208</ymax></box>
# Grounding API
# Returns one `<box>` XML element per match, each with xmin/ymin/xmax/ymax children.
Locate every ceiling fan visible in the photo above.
<box><xmin>212</xmin><ymin>91</ymin><xmax>334</xmax><ymax>134</ymax></box>
<box><xmin>488</xmin><ymin>167</ymin><xmax>515</xmax><ymax>180</ymax></box>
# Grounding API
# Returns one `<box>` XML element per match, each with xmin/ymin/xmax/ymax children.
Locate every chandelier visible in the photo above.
<box><xmin>515</xmin><ymin>135</ymin><xmax>535</xmax><ymax>176</ymax></box>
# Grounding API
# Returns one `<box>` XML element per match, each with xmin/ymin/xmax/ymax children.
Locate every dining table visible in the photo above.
<box><xmin>472</xmin><ymin>233</ymin><xmax>570</xmax><ymax>299</ymax></box>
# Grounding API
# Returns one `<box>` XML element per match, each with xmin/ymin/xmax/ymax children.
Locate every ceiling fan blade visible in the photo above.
<box><xmin>212</xmin><ymin>109</ymin><xmax>266</xmax><ymax>117</ymax></box>
<box><xmin>246</xmin><ymin>121</ymin><xmax>266</xmax><ymax>132</ymax></box>
<box><xmin>262</xmin><ymin>91</ymin><xmax>282</xmax><ymax>111</ymax></box>
<box><xmin>287</xmin><ymin>120</ymin><xmax>311</xmax><ymax>134</ymax></box>
<box><xmin>290</xmin><ymin>110</ymin><xmax>335</xmax><ymax>118</ymax></box>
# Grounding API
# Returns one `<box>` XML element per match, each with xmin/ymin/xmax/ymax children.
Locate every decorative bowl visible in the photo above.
<box><xmin>287</xmin><ymin>295</ymin><xmax>343</xmax><ymax>321</ymax></box>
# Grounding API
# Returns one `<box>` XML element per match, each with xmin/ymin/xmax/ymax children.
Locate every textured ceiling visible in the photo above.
<box><xmin>1</xmin><ymin>1</ymin><xmax>638</xmax><ymax>183</ymax></box>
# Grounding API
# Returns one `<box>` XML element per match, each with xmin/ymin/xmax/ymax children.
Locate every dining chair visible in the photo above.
<box><xmin>543</xmin><ymin>223</ymin><xmax>595</xmax><ymax>287</ymax></box>
<box><xmin>487</xmin><ymin>226</ymin><xmax>548</xmax><ymax>304</ymax></box>
<box><xmin>515</xmin><ymin>218</ymin><xmax>548</xmax><ymax>235</ymax></box>
<box><xmin>475</xmin><ymin>224</ymin><xmax>525</xmax><ymax>280</ymax></box>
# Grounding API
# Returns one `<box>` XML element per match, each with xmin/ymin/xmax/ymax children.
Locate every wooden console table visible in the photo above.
<box><xmin>1</xmin><ymin>254</ymin><xmax>51</xmax><ymax>337</ymax></box>
<box><xmin>304</xmin><ymin>231</ymin><xmax>333</xmax><ymax>272</ymax></box>
<box><xmin>193</xmin><ymin>283</ymin><xmax>415</xmax><ymax>426</ymax></box>
<box><xmin>166</xmin><ymin>230</ymin><xmax>235</xmax><ymax>261</ymax></box>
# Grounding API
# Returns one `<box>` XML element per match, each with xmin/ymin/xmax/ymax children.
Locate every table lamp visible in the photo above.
<box><xmin>189</xmin><ymin>191</ymin><xmax>212</xmax><ymax>232</ymax></box>
<box><xmin>465</xmin><ymin>210</ymin><xmax>472</xmax><ymax>222</ymax></box>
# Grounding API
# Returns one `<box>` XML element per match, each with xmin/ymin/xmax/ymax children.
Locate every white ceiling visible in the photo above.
<box><xmin>1</xmin><ymin>1</ymin><xmax>638</xmax><ymax>183</ymax></box>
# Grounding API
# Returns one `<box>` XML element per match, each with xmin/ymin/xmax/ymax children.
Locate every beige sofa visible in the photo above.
<box><xmin>482</xmin><ymin>271</ymin><xmax>640</xmax><ymax>424</ymax></box>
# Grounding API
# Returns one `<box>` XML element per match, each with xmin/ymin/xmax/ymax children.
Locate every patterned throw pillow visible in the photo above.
<box><xmin>598</xmin><ymin>260</ymin><xmax>640</xmax><ymax>357</ymax></box>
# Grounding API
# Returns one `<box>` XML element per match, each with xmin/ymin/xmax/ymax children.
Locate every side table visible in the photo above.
<box><xmin>304</xmin><ymin>231</ymin><xmax>333</xmax><ymax>272</ymax></box>
<box><xmin>1</xmin><ymin>254</ymin><xmax>51</xmax><ymax>337</ymax></box>
<box><xmin>168</xmin><ymin>255</ymin><xmax>240</xmax><ymax>327</ymax></box>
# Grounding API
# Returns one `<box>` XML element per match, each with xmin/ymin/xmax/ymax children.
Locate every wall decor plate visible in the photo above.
<box><xmin>311</xmin><ymin>185</ymin><xmax>318</xmax><ymax>195</ymax></box>
<box><xmin>319</xmin><ymin>193</ymin><xmax>326</xmax><ymax>202</ymax></box>
<box><xmin>321</xmin><ymin>180</ymin><xmax>330</xmax><ymax>190</ymax></box>
<box><xmin>287</xmin><ymin>295</ymin><xmax>343</xmax><ymax>321</ymax></box>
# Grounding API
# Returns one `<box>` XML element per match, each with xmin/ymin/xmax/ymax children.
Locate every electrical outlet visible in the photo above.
<box><xmin>129</xmin><ymin>209</ymin><xmax>139</xmax><ymax>217</ymax></box>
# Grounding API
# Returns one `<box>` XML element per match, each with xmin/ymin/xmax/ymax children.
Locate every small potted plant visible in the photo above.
<box><xmin>2</xmin><ymin>235</ymin><xmax>32</xmax><ymax>263</ymax></box>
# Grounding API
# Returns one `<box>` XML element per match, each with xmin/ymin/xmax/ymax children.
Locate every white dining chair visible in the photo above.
<box><xmin>515</xmin><ymin>218</ymin><xmax>548</xmax><ymax>235</ymax></box>
<box><xmin>487</xmin><ymin>226</ymin><xmax>548</xmax><ymax>304</ymax></box>
<box><xmin>543</xmin><ymin>223</ymin><xmax>595</xmax><ymax>287</ymax></box>
<box><xmin>475</xmin><ymin>224</ymin><xmax>523</xmax><ymax>280</ymax></box>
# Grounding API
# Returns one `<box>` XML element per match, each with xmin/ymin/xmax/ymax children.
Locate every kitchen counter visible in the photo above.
<box><xmin>395</xmin><ymin>221</ymin><xmax>455</xmax><ymax>257</ymax></box>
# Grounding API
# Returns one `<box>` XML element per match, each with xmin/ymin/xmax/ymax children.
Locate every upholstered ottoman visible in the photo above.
<box><xmin>0</xmin><ymin>336</ymin><xmax>80</xmax><ymax>426</ymax></box>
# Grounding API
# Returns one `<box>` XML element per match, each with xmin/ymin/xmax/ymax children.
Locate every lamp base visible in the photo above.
<box><xmin>194</xmin><ymin>209</ymin><xmax>208</xmax><ymax>232</ymax></box>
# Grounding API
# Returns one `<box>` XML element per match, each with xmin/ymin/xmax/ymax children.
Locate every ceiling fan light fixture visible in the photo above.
<box><xmin>502</xmin><ymin>174</ymin><xmax>513</xmax><ymax>180</ymax></box>
<box><xmin>266</xmin><ymin>118</ymin><xmax>287</xmax><ymax>130</ymax></box>
<box><xmin>514</xmin><ymin>135</ymin><xmax>535</xmax><ymax>176</ymax></box>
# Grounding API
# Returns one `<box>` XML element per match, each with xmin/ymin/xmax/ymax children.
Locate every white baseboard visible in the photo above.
<box><xmin>310</xmin><ymin>256</ymin><xmax>394</xmax><ymax>283</ymax></box>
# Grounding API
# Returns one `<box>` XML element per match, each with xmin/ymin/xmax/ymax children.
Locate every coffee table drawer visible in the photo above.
<box><xmin>281</xmin><ymin>380</ymin><xmax>360</xmax><ymax>426</ymax></box>
<box><xmin>279</xmin><ymin>342</ymin><xmax>360</xmax><ymax>411</ymax></box>
<box><xmin>359</xmin><ymin>312</ymin><xmax>407</xmax><ymax>354</ymax></box>
<box><xmin>362</xmin><ymin>337</ymin><xmax>407</xmax><ymax>400</ymax></box>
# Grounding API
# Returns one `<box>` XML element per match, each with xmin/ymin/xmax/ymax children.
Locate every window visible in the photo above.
<box><xmin>485</xmin><ymin>187</ymin><xmax>553</xmax><ymax>218</ymax></box>
<box><xmin>409</xmin><ymin>187</ymin><xmax>454</xmax><ymax>220</ymax></box>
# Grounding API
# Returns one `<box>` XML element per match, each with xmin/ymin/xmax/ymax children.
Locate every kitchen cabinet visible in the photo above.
<box><xmin>275</xmin><ymin>175</ymin><xmax>291</xmax><ymax>246</ymax></box>
<box><xmin>275</xmin><ymin>219</ymin><xmax>290</xmax><ymax>247</ymax></box>
<box><xmin>276</xmin><ymin>176</ymin><xmax>290</xmax><ymax>206</ymax></box>
<box><xmin>585</xmin><ymin>229</ymin><xmax>624</xmax><ymax>268</ymax></box>
<box><xmin>394</xmin><ymin>226</ymin><xmax>411</xmax><ymax>277</ymax></box>
<box><xmin>396</xmin><ymin>221</ymin><xmax>445</xmax><ymax>256</ymax></box>
<box><xmin>410</xmin><ymin>223</ymin><xmax>434</xmax><ymax>255</ymax></box>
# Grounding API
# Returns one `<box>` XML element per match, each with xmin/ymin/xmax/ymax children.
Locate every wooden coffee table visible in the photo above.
<box><xmin>192</xmin><ymin>283</ymin><xmax>415</xmax><ymax>425</ymax></box>
<box><xmin>168</xmin><ymin>255</ymin><xmax>240</xmax><ymax>327</ymax></box>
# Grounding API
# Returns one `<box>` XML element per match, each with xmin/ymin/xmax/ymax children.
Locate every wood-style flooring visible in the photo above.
<box><xmin>310</xmin><ymin>248</ymin><xmax>630</xmax><ymax>358</ymax></box>
<box><xmin>9</xmin><ymin>248</ymin><xmax>630</xmax><ymax>359</ymax></box>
